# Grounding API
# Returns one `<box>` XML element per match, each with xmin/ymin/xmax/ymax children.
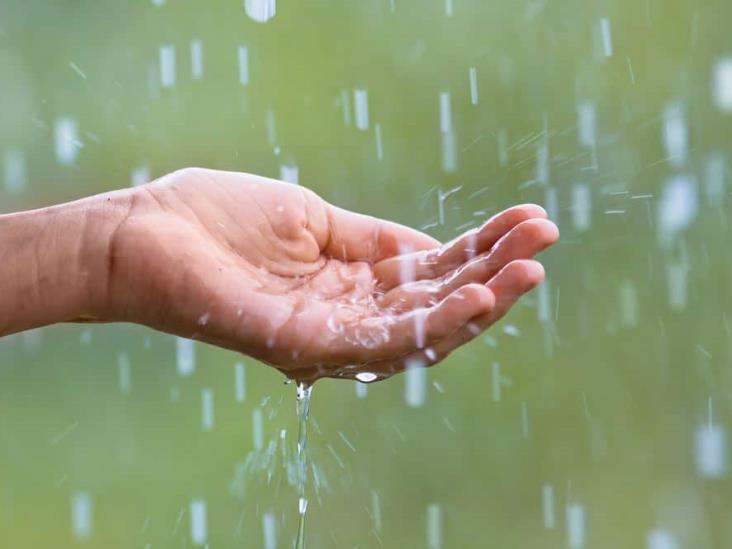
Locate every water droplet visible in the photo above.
<box><xmin>355</xmin><ymin>372</ymin><xmax>378</xmax><ymax>383</ymax></box>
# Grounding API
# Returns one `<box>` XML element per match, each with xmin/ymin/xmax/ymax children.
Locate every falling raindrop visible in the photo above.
<box><xmin>542</xmin><ymin>485</ymin><xmax>555</xmax><ymax>529</ymax></box>
<box><xmin>712</xmin><ymin>58</ymin><xmax>732</xmax><ymax>112</ymax></box>
<box><xmin>598</xmin><ymin>17</ymin><xmax>613</xmax><ymax>57</ymax></box>
<box><xmin>4</xmin><ymin>149</ymin><xmax>25</xmax><ymax>193</ymax></box>
<box><xmin>262</xmin><ymin>511</ymin><xmax>277</xmax><ymax>549</ymax></box>
<box><xmin>189</xmin><ymin>499</ymin><xmax>207</xmax><ymax>546</ymax></box>
<box><xmin>695</xmin><ymin>423</ymin><xmax>727</xmax><ymax>479</ymax></box>
<box><xmin>71</xmin><ymin>491</ymin><xmax>92</xmax><ymax>540</ymax></box>
<box><xmin>201</xmin><ymin>388</ymin><xmax>214</xmax><ymax>431</ymax></box>
<box><xmin>244</xmin><ymin>0</ymin><xmax>276</xmax><ymax>23</ymax></box>
<box><xmin>647</xmin><ymin>529</ymin><xmax>679</xmax><ymax>549</ymax></box>
<box><xmin>235</xmin><ymin>361</ymin><xmax>246</xmax><ymax>403</ymax></box>
<box><xmin>468</xmin><ymin>67</ymin><xmax>479</xmax><ymax>104</ymax></box>
<box><xmin>117</xmin><ymin>353</ymin><xmax>131</xmax><ymax>395</ymax></box>
<box><xmin>405</xmin><ymin>359</ymin><xmax>427</xmax><ymax>408</ymax></box>
<box><xmin>354</xmin><ymin>89</ymin><xmax>369</xmax><ymax>130</ymax></box>
<box><xmin>280</xmin><ymin>163</ymin><xmax>299</xmax><ymax>184</ymax></box>
<box><xmin>159</xmin><ymin>44</ymin><xmax>175</xmax><ymax>88</ymax></box>
<box><xmin>176</xmin><ymin>337</ymin><xmax>195</xmax><ymax>377</ymax></box>
<box><xmin>55</xmin><ymin>117</ymin><xmax>81</xmax><ymax>165</ymax></box>
<box><xmin>190</xmin><ymin>40</ymin><xmax>203</xmax><ymax>79</ymax></box>
<box><xmin>253</xmin><ymin>407</ymin><xmax>263</xmax><ymax>450</ymax></box>
<box><xmin>238</xmin><ymin>45</ymin><xmax>250</xmax><ymax>85</ymax></box>
<box><xmin>426</xmin><ymin>503</ymin><xmax>442</xmax><ymax>549</ymax></box>
<box><xmin>566</xmin><ymin>503</ymin><xmax>585</xmax><ymax>548</ymax></box>
<box><xmin>657</xmin><ymin>175</ymin><xmax>697</xmax><ymax>246</ymax></box>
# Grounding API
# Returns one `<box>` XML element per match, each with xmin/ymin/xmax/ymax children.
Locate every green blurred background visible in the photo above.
<box><xmin>2</xmin><ymin>0</ymin><xmax>732</xmax><ymax>547</ymax></box>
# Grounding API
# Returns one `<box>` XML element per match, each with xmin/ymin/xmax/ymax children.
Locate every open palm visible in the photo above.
<box><xmin>106</xmin><ymin>168</ymin><xmax>558</xmax><ymax>382</ymax></box>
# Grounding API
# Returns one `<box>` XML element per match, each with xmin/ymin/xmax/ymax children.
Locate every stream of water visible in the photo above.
<box><xmin>294</xmin><ymin>382</ymin><xmax>313</xmax><ymax>549</ymax></box>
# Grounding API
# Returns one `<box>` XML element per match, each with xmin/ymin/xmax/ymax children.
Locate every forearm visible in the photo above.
<box><xmin>0</xmin><ymin>191</ymin><xmax>131</xmax><ymax>336</ymax></box>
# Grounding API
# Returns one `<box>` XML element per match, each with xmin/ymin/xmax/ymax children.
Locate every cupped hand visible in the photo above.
<box><xmin>105</xmin><ymin>168</ymin><xmax>558</xmax><ymax>382</ymax></box>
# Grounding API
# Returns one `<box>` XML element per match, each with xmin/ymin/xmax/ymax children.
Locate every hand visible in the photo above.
<box><xmin>101</xmin><ymin>168</ymin><xmax>558</xmax><ymax>382</ymax></box>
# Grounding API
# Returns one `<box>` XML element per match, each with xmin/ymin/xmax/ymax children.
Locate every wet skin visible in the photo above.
<box><xmin>0</xmin><ymin>168</ymin><xmax>559</xmax><ymax>383</ymax></box>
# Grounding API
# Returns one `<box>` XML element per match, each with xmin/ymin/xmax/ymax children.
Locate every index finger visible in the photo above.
<box><xmin>374</xmin><ymin>203</ymin><xmax>548</xmax><ymax>289</ymax></box>
<box><xmin>324</xmin><ymin>205</ymin><xmax>440</xmax><ymax>262</ymax></box>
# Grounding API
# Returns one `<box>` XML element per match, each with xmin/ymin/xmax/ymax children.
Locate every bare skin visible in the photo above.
<box><xmin>0</xmin><ymin>167</ymin><xmax>558</xmax><ymax>383</ymax></box>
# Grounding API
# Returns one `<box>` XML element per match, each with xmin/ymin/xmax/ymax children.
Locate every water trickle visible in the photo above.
<box><xmin>295</xmin><ymin>381</ymin><xmax>313</xmax><ymax>549</ymax></box>
<box><xmin>405</xmin><ymin>359</ymin><xmax>427</xmax><ymax>408</ymax></box>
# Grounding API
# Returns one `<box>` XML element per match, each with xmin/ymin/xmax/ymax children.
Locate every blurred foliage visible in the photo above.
<box><xmin>2</xmin><ymin>0</ymin><xmax>732</xmax><ymax>547</ymax></box>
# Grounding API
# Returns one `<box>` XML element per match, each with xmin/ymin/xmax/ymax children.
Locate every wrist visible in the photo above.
<box><xmin>74</xmin><ymin>190</ymin><xmax>135</xmax><ymax>321</ymax></box>
<box><xmin>0</xmin><ymin>190</ymin><xmax>132</xmax><ymax>335</ymax></box>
